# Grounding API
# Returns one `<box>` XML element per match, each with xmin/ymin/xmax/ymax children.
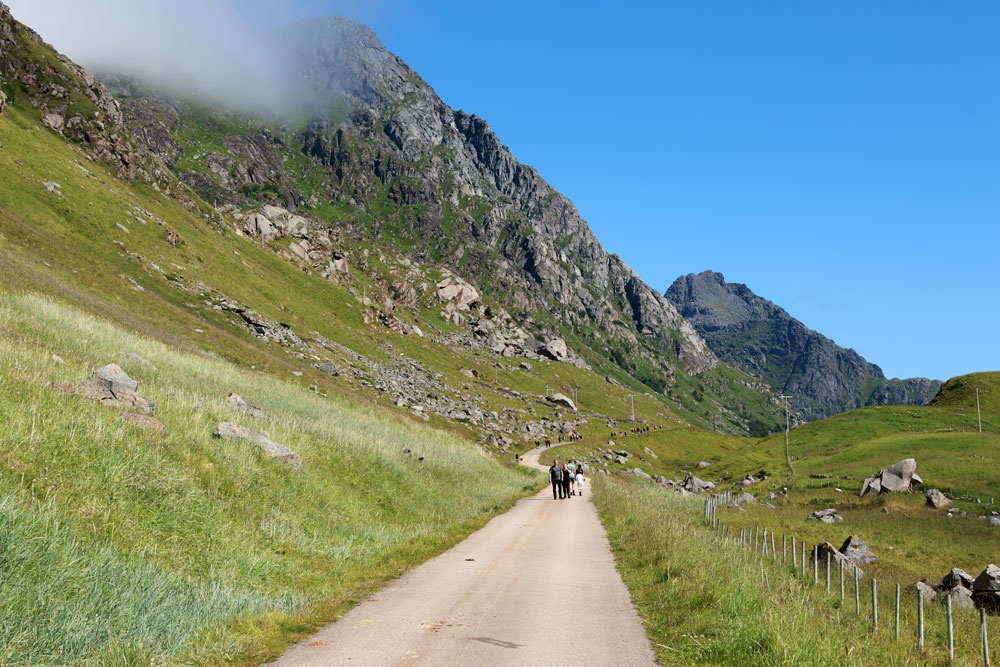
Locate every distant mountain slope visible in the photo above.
<box><xmin>664</xmin><ymin>270</ymin><xmax>940</xmax><ymax>421</ymax></box>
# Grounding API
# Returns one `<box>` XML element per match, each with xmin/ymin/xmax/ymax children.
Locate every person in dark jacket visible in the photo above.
<box><xmin>549</xmin><ymin>460</ymin><xmax>564</xmax><ymax>499</ymax></box>
<box><xmin>561</xmin><ymin>463</ymin><xmax>573</xmax><ymax>498</ymax></box>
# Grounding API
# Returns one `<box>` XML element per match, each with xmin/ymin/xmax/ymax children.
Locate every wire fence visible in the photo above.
<box><xmin>704</xmin><ymin>492</ymin><xmax>995</xmax><ymax>665</ymax></box>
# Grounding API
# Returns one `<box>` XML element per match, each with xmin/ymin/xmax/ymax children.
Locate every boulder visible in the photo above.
<box><xmin>817</xmin><ymin>541</ymin><xmax>864</xmax><ymax>576</ymax></box>
<box><xmin>840</xmin><ymin>535</ymin><xmax>876</xmax><ymax>565</ymax></box>
<box><xmin>992</xmin><ymin>517</ymin><xmax>1000</xmax><ymax>527</ymax></box>
<box><xmin>212</xmin><ymin>422</ymin><xmax>303</xmax><ymax>470</ymax></box>
<box><xmin>226</xmin><ymin>392</ymin><xmax>263</xmax><ymax>417</ymax></box>
<box><xmin>0</xmin><ymin>89</ymin><xmax>6</xmax><ymax>115</ymax></box>
<box><xmin>735</xmin><ymin>492</ymin><xmax>756</xmax><ymax>505</ymax></box>
<box><xmin>697</xmin><ymin>461</ymin><xmax>713</xmax><ymax>468</ymax></box>
<box><xmin>942</xmin><ymin>568</ymin><xmax>975</xmax><ymax>591</ymax></box>
<box><xmin>540</xmin><ymin>338</ymin><xmax>570</xmax><ymax>361</ymax></box>
<box><xmin>925</xmin><ymin>488</ymin><xmax>950</xmax><ymax>509</ymax></box>
<box><xmin>251</xmin><ymin>213</ymin><xmax>276</xmax><ymax>241</ymax></box>
<box><xmin>860</xmin><ymin>458</ymin><xmax>921</xmax><ymax>496</ymax></box>
<box><xmin>119</xmin><ymin>412</ymin><xmax>166</xmax><ymax>435</ymax></box>
<box><xmin>682</xmin><ymin>474</ymin><xmax>715</xmax><ymax>493</ymax></box>
<box><xmin>546</xmin><ymin>393</ymin><xmax>577</xmax><ymax>412</ymax></box>
<box><xmin>727</xmin><ymin>503</ymin><xmax>747</xmax><ymax>512</ymax></box>
<box><xmin>643</xmin><ymin>447</ymin><xmax>658</xmax><ymax>459</ymax></box>
<box><xmin>906</xmin><ymin>580</ymin><xmax>938</xmax><ymax>602</ymax></box>
<box><xmin>77</xmin><ymin>364</ymin><xmax>156</xmax><ymax>415</ymax></box>
<box><xmin>315</xmin><ymin>363</ymin><xmax>340</xmax><ymax>377</ymax></box>
<box><xmin>973</xmin><ymin>564</ymin><xmax>1000</xmax><ymax>612</ymax></box>
<box><xmin>807</xmin><ymin>509</ymin><xmax>844</xmax><ymax>523</ymax></box>
<box><xmin>631</xmin><ymin>468</ymin><xmax>652</xmax><ymax>480</ymax></box>
<box><xmin>941</xmin><ymin>586</ymin><xmax>975</xmax><ymax>609</ymax></box>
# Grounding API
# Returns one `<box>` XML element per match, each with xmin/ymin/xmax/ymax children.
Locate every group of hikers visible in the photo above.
<box><xmin>535</xmin><ymin>433</ymin><xmax>583</xmax><ymax>449</ymax></box>
<box><xmin>547</xmin><ymin>459</ymin><xmax>585</xmax><ymax>499</ymax></box>
<box><xmin>610</xmin><ymin>424</ymin><xmax>660</xmax><ymax>438</ymax></box>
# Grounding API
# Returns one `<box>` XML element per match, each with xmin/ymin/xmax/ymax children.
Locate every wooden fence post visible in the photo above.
<box><xmin>813</xmin><ymin>546</ymin><xmax>819</xmax><ymax>586</ymax></box>
<box><xmin>918</xmin><ymin>592</ymin><xmax>924</xmax><ymax>652</ymax></box>
<box><xmin>792</xmin><ymin>536</ymin><xmax>797</xmax><ymax>568</ymax></box>
<box><xmin>802</xmin><ymin>542</ymin><xmax>806</xmax><ymax>579</ymax></box>
<box><xmin>946</xmin><ymin>594</ymin><xmax>954</xmax><ymax>662</ymax></box>
<box><xmin>872</xmin><ymin>578</ymin><xmax>878</xmax><ymax>633</ymax></box>
<box><xmin>782</xmin><ymin>534</ymin><xmax>787</xmax><ymax>564</ymax></box>
<box><xmin>855</xmin><ymin>568</ymin><xmax>860</xmax><ymax>616</ymax></box>
<box><xmin>895</xmin><ymin>584</ymin><xmax>900</xmax><ymax>640</ymax></box>
<box><xmin>771</xmin><ymin>532</ymin><xmax>776</xmax><ymax>562</ymax></box>
<box><xmin>826</xmin><ymin>552</ymin><xmax>831</xmax><ymax>593</ymax></box>
<box><xmin>982</xmin><ymin>607</ymin><xmax>991</xmax><ymax>667</ymax></box>
<box><xmin>840</xmin><ymin>559</ymin><xmax>845</xmax><ymax>604</ymax></box>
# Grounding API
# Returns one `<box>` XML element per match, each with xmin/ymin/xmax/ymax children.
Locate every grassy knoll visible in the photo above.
<box><xmin>0</xmin><ymin>292</ymin><xmax>539</xmax><ymax>664</ymax></box>
<box><xmin>595</xmin><ymin>476</ymin><xmax>999</xmax><ymax>666</ymax></box>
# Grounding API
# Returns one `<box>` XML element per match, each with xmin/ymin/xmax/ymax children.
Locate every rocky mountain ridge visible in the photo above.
<box><xmin>102</xmin><ymin>15</ymin><xmax>719</xmax><ymax>385</ymax></box>
<box><xmin>664</xmin><ymin>270</ymin><xmax>941</xmax><ymax>420</ymax></box>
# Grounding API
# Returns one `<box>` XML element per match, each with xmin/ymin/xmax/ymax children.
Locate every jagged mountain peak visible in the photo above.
<box><xmin>665</xmin><ymin>270</ymin><xmax>940</xmax><ymax>420</ymax></box>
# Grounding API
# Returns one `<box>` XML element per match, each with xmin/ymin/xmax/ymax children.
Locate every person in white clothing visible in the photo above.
<box><xmin>575</xmin><ymin>468</ymin><xmax>585</xmax><ymax>496</ymax></box>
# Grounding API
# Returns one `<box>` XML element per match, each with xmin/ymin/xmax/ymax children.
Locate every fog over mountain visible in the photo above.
<box><xmin>3</xmin><ymin>0</ymin><xmax>347</xmax><ymax>114</ymax></box>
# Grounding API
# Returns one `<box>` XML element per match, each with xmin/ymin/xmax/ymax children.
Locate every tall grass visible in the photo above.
<box><xmin>594</xmin><ymin>477</ymin><xmax>998</xmax><ymax>665</ymax></box>
<box><xmin>0</xmin><ymin>292</ymin><xmax>537</xmax><ymax>664</ymax></box>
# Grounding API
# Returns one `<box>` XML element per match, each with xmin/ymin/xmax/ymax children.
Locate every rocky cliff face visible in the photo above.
<box><xmin>665</xmin><ymin>270</ymin><xmax>941</xmax><ymax>420</ymax></box>
<box><xmin>105</xmin><ymin>15</ymin><xmax>717</xmax><ymax>382</ymax></box>
<box><xmin>0</xmin><ymin>2</ymin><xmax>156</xmax><ymax>179</ymax></box>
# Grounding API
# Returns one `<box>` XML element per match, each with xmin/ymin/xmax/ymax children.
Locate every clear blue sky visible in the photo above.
<box><xmin>328</xmin><ymin>0</ymin><xmax>997</xmax><ymax>382</ymax></box>
<box><xmin>14</xmin><ymin>0</ymin><xmax>998</xmax><ymax>381</ymax></box>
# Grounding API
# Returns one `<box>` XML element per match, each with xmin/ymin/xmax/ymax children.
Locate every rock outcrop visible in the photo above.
<box><xmin>665</xmin><ymin>270</ymin><xmax>941</xmax><ymax>421</ymax></box>
<box><xmin>860</xmin><ymin>459</ymin><xmax>922</xmax><ymax>497</ymax></box>
<box><xmin>840</xmin><ymin>536</ymin><xmax>876</xmax><ymax>565</ymax></box>
<box><xmin>807</xmin><ymin>509</ymin><xmax>844</xmax><ymax>523</ymax></box>
<box><xmin>106</xmin><ymin>13</ymin><xmax>720</xmax><ymax>391</ymax></box>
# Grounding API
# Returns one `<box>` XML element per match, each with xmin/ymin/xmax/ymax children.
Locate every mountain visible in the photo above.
<box><xmin>101</xmin><ymin>17</ymin><xmax>720</xmax><ymax>378</ymax></box>
<box><xmin>664</xmin><ymin>270</ymin><xmax>941</xmax><ymax>421</ymax></box>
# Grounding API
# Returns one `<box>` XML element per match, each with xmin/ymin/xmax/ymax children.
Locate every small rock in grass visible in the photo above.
<box><xmin>51</xmin><ymin>354</ymin><xmax>64</xmax><ymax>364</ymax></box>
<box><xmin>125</xmin><ymin>352</ymin><xmax>156</xmax><ymax>370</ymax></box>
<box><xmin>119</xmin><ymin>412</ymin><xmax>166</xmax><ymax>435</ymax></box>
<box><xmin>212</xmin><ymin>422</ymin><xmax>302</xmax><ymax>470</ymax></box>
<box><xmin>78</xmin><ymin>364</ymin><xmax>155</xmax><ymax>415</ymax></box>
<box><xmin>807</xmin><ymin>509</ymin><xmax>844</xmax><ymax>523</ymax></box>
<box><xmin>226</xmin><ymin>394</ymin><xmax>262</xmax><ymax>419</ymax></box>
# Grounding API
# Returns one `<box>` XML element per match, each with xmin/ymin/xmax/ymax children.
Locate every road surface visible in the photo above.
<box><xmin>271</xmin><ymin>446</ymin><xmax>657</xmax><ymax>666</ymax></box>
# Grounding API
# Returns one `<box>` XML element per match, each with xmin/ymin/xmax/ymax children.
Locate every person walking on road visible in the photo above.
<box><xmin>561</xmin><ymin>463</ymin><xmax>573</xmax><ymax>499</ymax></box>
<box><xmin>576</xmin><ymin>467</ymin><xmax>586</xmax><ymax>496</ymax></box>
<box><xmin>549</xmin><ymin>460</ymin><xmax>564</xmax><ymax>499</ymax></box>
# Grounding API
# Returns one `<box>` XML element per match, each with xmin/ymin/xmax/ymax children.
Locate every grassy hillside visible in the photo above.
<box><xmin>0</xmin><ymin>291</ymin><xmax>537</xmax><ymax>664</ymax></box>
<box><xmin>596</xmin><ymin>477</ymin><xmax>999</xmax><ymax>666</ymax></box>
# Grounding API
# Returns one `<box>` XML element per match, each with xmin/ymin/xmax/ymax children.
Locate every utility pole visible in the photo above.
<box><xmin>780</xmin><ymin>395</ymin><xmax>795</xmax><ymax>476</ymax></box>
<box><xmin>977</xmin><ymin>387</ymin><xmax>982</xmax><ymax>433</ymax></box>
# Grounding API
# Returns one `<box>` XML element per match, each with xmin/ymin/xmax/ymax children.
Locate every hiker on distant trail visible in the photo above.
<box><xmin>550</xmin><ymin>459</ymin><xmax>564</xmax><ymax>499</ymax></box>
<box><xmin>576</xmin><ymin>467</ymin><xmax>586</xmax><ymax>496</ymax></box>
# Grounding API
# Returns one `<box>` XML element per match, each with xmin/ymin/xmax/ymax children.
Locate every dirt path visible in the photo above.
<box><xmin>271</xmin><ymin>446</ymin><xmax>656</xmax><ymax>666</ymax></box>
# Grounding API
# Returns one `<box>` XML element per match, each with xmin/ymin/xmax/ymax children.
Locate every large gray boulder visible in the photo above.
<box><xmin>78</xmin><ymin>364</ymin><xmax>156</xmax><ymax>415</ymax></box>
<box><xmin>942</xmin><ymin>568</ymin><xmax>975</xmax><ymax>591</ymax></box>
<box><xmin>860</xmin><ymin>458</ymin><xmax>921</xmax><ymax>496</ymax></box>
<box><xmin>546</xmin><ymin>393</ymin><xmax>577</xmax><ymax>412</ymax></box>
<box><xmin>682</xmin><ymin>474</ymin><xmax>715</xmax><ymax>493</ymax></box>
<box><xmin>840</xmin><ymin>535</ymin><xmax>877</xmax><ymax>565</ymax></box>
<box><xmin>817</xmin><ymin>541</ymin><xmax>864</xmax><ymax>576</ymax></box>
<box><xmin>973</xmin><ymin>564</ymin><xmax>1000</xmax><ymax>612</ymax></box>
<box><xmin>925</xmin><ymin>488</ymin><xmax>950</xmax><ymax>509</ymax></box>
<box><xmin>540</xmin><ymin>338</ymin><xmax>570</xmax><ymax>361</ymax></box>
<box><xmin>941</xmin><ymin>586</ymin><xmax>976</xmax><ymax>609</ymax></box>
<box><xmin>213</xmin><ymin>422</ymin><xmax>303</xmax><ymax>470</ymax></box>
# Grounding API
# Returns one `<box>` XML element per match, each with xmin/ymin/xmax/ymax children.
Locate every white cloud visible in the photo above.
<box><xmin>4</xmin><ymin>0</ymin><xmax>319</xmax><ymax>114</ymax></box>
